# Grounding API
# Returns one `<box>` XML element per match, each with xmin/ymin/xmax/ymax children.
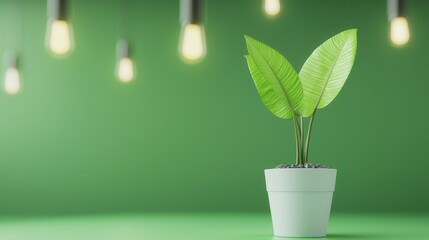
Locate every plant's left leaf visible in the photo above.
<box><xmin>245</xmin><ymin>55</ymin><xmax>291</xmax><ymax>118</ymax></box>
<box><xmin>245</xmin><ymin>36</ymin><xmax>303</xmax><ymax>119</ymax></box>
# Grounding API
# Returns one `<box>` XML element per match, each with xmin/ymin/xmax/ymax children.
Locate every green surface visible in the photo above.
<box><xmin>0</xmin><ymin>0</ymin><xmax>429</xmax><ymax>215</ymax></box>
<box><xmin>0</xmin><ymin>213</ymin><xmax>428</xmax><ymax>239</ymax></box>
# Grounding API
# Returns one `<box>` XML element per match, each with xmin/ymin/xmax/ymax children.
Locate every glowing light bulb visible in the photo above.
<box><xmin>117</xmin><ymin>57</ymin><xmax>134</xmax><ymax>82</ymax></box>
<box><xmin>390</xmin><ymin>17</ymin><xmax>410</xmax><ymax>46</ymax></box>
<box><xmin>180</xmin><ymin>24</ymin><xmax>206</xmax><ymax>62</ymax></box>
<box><xmin>47</xmin><ymin>20</ymin><xmax>73</xmax><ymax>55</ymax></box>
<box><xmin>4</xmin><ymin>67</ymin><xmax>20</xmax><ymax>95</ymax></box>
<box><xmin>264</xmin><ymin>0</ymin><xmax>281</xmax><ymax>17</ymax></box>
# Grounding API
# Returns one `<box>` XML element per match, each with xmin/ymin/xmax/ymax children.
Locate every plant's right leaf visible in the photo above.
<box><xmin>299</xmin><ymin>29</ymin><xmax>357</xmax><ymax>117</ymax></box>
<box><xmin>245</xmin><ymin>36</ymin><xmax>303</xmax><ymax>119</ymax></box>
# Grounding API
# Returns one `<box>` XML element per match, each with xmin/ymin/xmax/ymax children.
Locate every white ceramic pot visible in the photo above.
<box><xmin>265</xmin><ymin>168</ymin><xmax>337</xmax><ymax>237</ymax></box>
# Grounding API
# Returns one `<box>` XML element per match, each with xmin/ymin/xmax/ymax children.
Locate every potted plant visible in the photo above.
<box><xmin>244</xmin><ymin>29</ymin><xmax>357</xmax><ymax>237</ymax></box>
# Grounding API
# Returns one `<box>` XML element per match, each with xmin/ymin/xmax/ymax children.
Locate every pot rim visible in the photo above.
<box><xmin>265</xmin><ymin>168</ymin><xmax>337</xmax><ymax>171</ymax></box>
<box><xmin>265</xmin><ymin>168</ymin><xmax>337</xmax><ymax>192</ymax></box>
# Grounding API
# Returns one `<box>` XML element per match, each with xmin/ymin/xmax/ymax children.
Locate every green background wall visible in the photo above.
<box><xmin>0</xmin><ymin>0</ymin><xmax>428</xmax><ymax>215</ymax></box>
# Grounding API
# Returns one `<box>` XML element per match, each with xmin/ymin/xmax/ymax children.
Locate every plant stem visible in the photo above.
<box><xmin>304</xmin><ymin>111</ymin><xmax>316</xmax><ymax>163</ymax></box>
<box><xmin>292</xmin><ymin>116</ymin><xmax>301</xmax><ymax>164</ymax></box>
<box><xmin>300</xmin><ymin>116</ymin><xmax>304</xmax><ymax>164</ymax></box>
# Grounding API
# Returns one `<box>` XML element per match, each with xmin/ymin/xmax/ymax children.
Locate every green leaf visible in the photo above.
<box><xmin>245</xmin><ymin>56</ymin><xmax>290</xmax><ymax>119</ymax></box>
<box><xmin>299</xmin><ymin>29</ymin><xmax>357</xmax><ymax>117</ymax></box>
<box><xmin>244</xmin><ymin>36</ymin><xmax>303</xmax><ymax>119</ymax></box>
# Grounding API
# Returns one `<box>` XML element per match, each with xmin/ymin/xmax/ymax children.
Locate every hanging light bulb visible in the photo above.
<box><xmin>388</xmin><ymin>0</ymin><xmax>410</xmax><ymax>46</ymax></box>
<box><xmin>4</xmin><ymin>52</ymin><xmax>21</xmax><ymax>95</ymax></box>
<box><xmin>116</xmin><ymin>40</ymin><xmax>134</xmax><ymax>82</ymax></box>
<box><xmin>179</xmin><ymin>0</ymin><xmax>206</xmax><ymax>63</ymax></box>
<box><xmin>180</xmin><ymin>24</ymin><xmax>205</xmax><ymax>61</ymax></box>
<box><xmin>4</xmin><ymin>68</ymin><xmax>20</xmax><ymax>94</ymax></box>
<box><xmin>390</xmin><ymin>17</ymin><xmax>410</xmax><ymax>45</ymax></box>
<box><xmin>47</xmin><ymin>20</ymin><xmax>72</xmax><ymax>54</ymax></box>
<box><xmin>46</xmin><ymin>0</ymin><xmax>74</xmax><ymax>55</ymax></box>
<box><xmin>264</xmin><ymin>0</ymin><xmax>281</xmax><ymax>17</ymax></box>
